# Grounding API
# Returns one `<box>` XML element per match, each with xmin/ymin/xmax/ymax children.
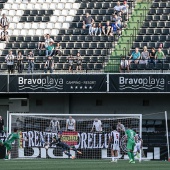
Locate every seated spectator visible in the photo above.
<box><xmin>0</xmin><ymin>14</ymin><xmax>9</xmax><ymax>29</ymax></box>
<box><xmin>91</xmin><ymin>23</ymin><xmax>98</xmax><ymax>36</ymax></box>
<box><xmin>119</xmin><ymin>56</ymin><xmax>129</xmax><ymax>73</ymax></box>
<box><xmin>121</xmin><ymin>1</ymin><xmax>129</xmax><ymax>19</ymax></box>
<box><xmin>102</xmin><ymin>21</ymin><xmax>111</xmax><ymax>36</ymax></box>
<box><xmin>76</xmin><ymin>52</ymin><xmax>83</xmax><ymax>72</ymax></box>
<box><xmin>98</xmin><ymin>23</ymin><xmax>102</xmax><ymax>36</ymax></box>
<box><xmin>139</xmin><ymin>46</ymin><xmax>149</xmax><ymax>65</ymax></box>
<box><xmin>16</xmin><ymin>51</ymin><xmax>23</xmax><ymax>73</ymax></box>
<box><xmin>149</xmin><ymin>47</ymin><xmax>156</xmax><ymax>66</ymax></box>
<box><xmin>46</xmin><ymin>41</ymin><xmax>54</xmax><ymax>56</ymax></box>
<box><xmin>27</xmin><ymin>51</ymin><xmax>34</xmax><ymax>73</ymax></box>
<box><xmin>114</xmin><ymin>1</ymin><xmax>123</xmax><ymax>16</ymax></box>
<box><xmin>129</xmin><ymin>47</ymin><xmax>140</xmax><ymax>64</ymax></box>
<box><xmin>37</xmin><ymin>34</ymin><xmax>54</xmax><ymax>51</ymax></box>
<box><xmin>91</xmin><ymin>118</ymin><xmax>102</xmax><ymax>132</ymax></box>
<box><xmin>44</xmin><ymin>56</ymin><xmax>54</xmax><ymax>73</ymax></box>
<box><xmin>55</xmin><ymin>42</ymin><xmax>62</xmax><ymax>56</ymax></box>
<box><xmin>112</xmin><ymin>14</ymin><xmax>122</xmax><ymax>27</ymax></box>
<box><xmin>155</xmin><ymin>47</ymin><xmax>165</xmax><ymax>63</ymax></box>
<box><xmin>111</xmin><ymin>21</ymin><xmax>121</xmax><ymax>37</ymax></box>
<box><xmin>82</xmin><ymin>13</ymin><xmax>94</xmax><ymax>35</ymax></box>
<box><xmin>67</xmin><ymin>54</ymin><xmax>74</xmax><ymax>73</ymax></box>
<box><xmin>5</xmin><ymin>50</ymin><xmax>15</xmax><ymax>74</ymax></box>
<box><xmin>0</xmin><ymin>26</ymin><xmax>9</xmax><ymax>42</ymax></box>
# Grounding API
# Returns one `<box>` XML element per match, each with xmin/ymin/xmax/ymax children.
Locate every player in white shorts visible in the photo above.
<box><xmin>109</xmin><ymin>126</ymin><xmax>120</xmax><ymax>162</ymax></box>
<box><xmin>134</xmin><ymin>131</ymin><xmax>143</xmax><ymax>158</ymax></box>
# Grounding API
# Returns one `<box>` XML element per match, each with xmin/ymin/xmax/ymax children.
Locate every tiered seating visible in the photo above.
<box><xmin>130</xmin><ymin>1</ymin><xmax>170</xmax><ymax>71</ymax></box>
<box><xmin>0</xmin><ymin>0</ymin><xmax>133</xmax><ymax>72</ymax></box>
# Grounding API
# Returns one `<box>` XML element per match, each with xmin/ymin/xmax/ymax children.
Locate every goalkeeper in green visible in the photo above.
<box><xmin>125</xmin><ymin>125</ymin><xmax>136</xmax><ymax>163</ymax></box>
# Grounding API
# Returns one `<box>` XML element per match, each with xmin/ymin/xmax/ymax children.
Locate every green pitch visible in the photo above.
<box><xmin>0</xmin><ymin>159</ymin><xmax>169</xmax><ymax>170</ymax></box>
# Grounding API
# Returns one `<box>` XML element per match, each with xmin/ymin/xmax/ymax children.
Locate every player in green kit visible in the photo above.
<box><xmin>125</xmin><ymin>125</ymin><xmax>136</xmax><ymax>164</ymax></box>
<box><xmin>0</xmin><ymin>128</ymin><xmax>26</xmax><ymax>159</ymax></box>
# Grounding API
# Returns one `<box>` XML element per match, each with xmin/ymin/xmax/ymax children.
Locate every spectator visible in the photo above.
<box><xmin>139</xmin><ymin>46</ymin><xmax>149</xmax><ymax>65</ymax></box>
<box><xmin>49</xmin><ymin>119</ymin><xmax>60</xmax><ymax>133</ymax></box>
<box><xmin>46</xmin><ymin>41</ymin><xmax>54</xmax><ymax>57</ymax></box>
<box><xmin>91</xmin><ymin>23</ymin><xmax>98</xmax><ymax>36</ymax></box>
<box><xmin>0</xmin><ymin>116</ymin><xmax>4</xmax><ymax>136</ymax></box>
<box><xmin>5</xmin><ymin>50</ymin><xmax>15</xmax><ymax>74</ymax></box>
<box><xmin>27</xmin><ymin>51</ymin><xmax>34</xmax><ymax>73</ymax></box>
<box><xmin>76</xmin><ymin>52</ymin><xmax>83</xmax><ymax>72</ymax></box>
<box><xmin>55</xmin><ymin>42</ymin><xmax>62</xmax><ymax>56</ymax></box>
<box><xmin>44</xmin><ymin>56</ymin><xmax>54</xmax><ymax>73</ymax></box>
<box><xmin>114</xmin><ymin>1</ymin><xmax>123</xmax><ymax>16</ymax></box>
<box><xmin>119</xmin><ymin>56</ymin><xmax>129</xmax><ymax>73</ymax></box>
<box><xmin>111</xmin><ymin>21</ymin><xmax>121</xmax><ymax>37</ymax></box>
<box><xmin>98</xmin><ymin>23</ymin><xmax>102</xmax><ymax>36</ymax></box>
<box><xmin>67</xmin><ymin>54</ymin><xmax>74</xmax><ymax>73</ymax></box>
<box><xmin>110</xmin><ymin>13</ymin><xmax>115</xmax><ymax>22</ymax></box>
<box><xmin>16</xmin><ymin>51</ymin><xmax>23</xmax><ymax>73</ymax></box>
<box><xmin>121</xmin><ymin>1</ymin><xmax>129</xmax><ymax>19</ymax></box>
<box><xmin>149</xmin><ymin>47</ymin><xmax>156</xmax><ymax>66</ymax></box>
<box><xmin>0</xmin><ymin>14</ymin><xmax>9</xmax><ymax>29</ymax></box>
<box><xmin>91</xmin><ymin>118</ymin><xmax>102</xmax><ymax>132</ymax></box>
<box><xmin>66</xmin><ymin>116</ymin><xmax>76</xmax><ymax>131</ymax></box>
<box><xmin>82</xmin><ymin>13</ymin><xmax>94</xmax><ymax>35</ymax></box>
<box><xmin>112</xmin><ymin>14</ymin><xmax>122</xmax><ymax>27</ymax></box>
<box><xmin>155</xmin><ymin>47</ymin><xmax>165</xmax><ymax>63</ymax></box>
<box><xmin>37</xmin><ymin>34</ymin><xmax>54</xmax><ymax>51</ymax></box>
<box><xmin>102</xmin><ymin>21</ymin><xmax>111</xmax><ymax>36</ymax></box>
<box><xmin>0</xmin><ymin>26</ymin><xmax>9</xmax><ymax>42</ymax></box>
<box><xmin>129</xmin><ymin>47</ymin><xmax>140</xmax><ymax>65</ymax></box>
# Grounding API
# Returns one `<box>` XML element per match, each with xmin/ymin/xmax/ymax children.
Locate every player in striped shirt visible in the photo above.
<box><xmin>134</xmin><ymin>130</ymin><xmax>143</xmax><ymax>158</ymax></box>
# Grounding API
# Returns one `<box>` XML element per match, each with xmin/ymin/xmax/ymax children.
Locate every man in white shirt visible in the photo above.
<box><xmin>114</xmin><ymin>1</ymin><xmax>123</xmax><ymax>15</ymax></box>
<box><xmin>49</xmin><ymin>119</ymin><xmax>60</xmax><ymax>133</ymax></box>
<box><xmin>119</xmin><ymin>56</ymin><xmax>129</xmax><ymax>73</ymax></box>
<box><xmin>66</xmin><ymin>116</ymin><xmax>76</xmax><ymax>131</ymax></box>
<box><xmin>91</xmin><ymin>118</ymin><xmax>102</xmax><ymax>132</ymax></box>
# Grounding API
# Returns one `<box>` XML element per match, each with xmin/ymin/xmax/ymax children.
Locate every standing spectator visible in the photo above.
<box><xmin>129</xmin><ymin>47</ymin><xmax>140</xmax><ymax>65</ymax></box>
<box><xmin>155</xmin><ymin>47</ymin><xmax>165</xmax><ymax>63</ymax></box>
<box><xmin>111</xmin><ymin>21</ymin><xmax>121</xmax><ymax>37</ymax></box>
<box><xmin>121</xmin><ymin>1</ymin><xmax>129</xmax><ymax>19</ymax></box>
<box><xmin>0</xmin><ymin>26</ymin><xmax>9</xmax><ymax>42</ymax></box>
<box><xmin>0</xmin><ymin>116</ymin><xmax>4</xmax><ymax>136</ymax></box>
<box><xmin>91</xmin><ymin>23</ymin><xmax>98</xmax><ymax>36</ymax></box>
<box><xmin>67</xmin><ymin>54</ymin><xmax>74</xmax><ymax>73</ymax></box>
<box><xmin>16</xmin><ymin>51</ymin><xmax>23</xmax><ymax>73</ymax></box>
<box><xmin>5</xmin><ymin>50</ymin><xmax>15</xmax><ymax>74</ymax></box>
<box><xmin>119</xmin><ymin>56</ymin><xmax>129</xmax><ymax>73</ymax></box>
<box><xmin>49</xmin><ymin>119</ymin><xmax>60</xmax><ymax>133</ymax></box>
<box><xmin>46</xmin><ymin>41</ymin><xmax>54</xmax><ymax>57</ymax></box>
<box><xmin>82</xmin><ymin>13</ymin><xmax>94</xmax><ymax>35</ymax></box>
<box><xmin>55</xmin><ymin>42</ymin><xmax>62</xmax><ymax>56</ymax></box>
<box><xmin>27</xmin><ymin>51</ymin><xmax>34</xmax><ymax>73</ymax></box>
<box><xmin>66</xmin><ymin>116</ymin><xmax>76</xmax><ymax>131</ymax></box>
<box><xmin>91</xmin><ymin>118</ymin><xmax>102</xmax><ymax>132</ymax></box>
<box><xmin>102</xmin><ymin>21</ymin><xmax>112</xmax><ymax>36</ymax></box>
<box><xmin>37</xmin><ymin>34</ymin><xmax>54</xmax><ymax>51</ymax></box>
<box><xmin>139</xmin><ymin>46</ymin><xmax>149</xmax><ymax>65</ymax></box>
<box><xmin>44</xmin><ymin>56</ymin><xmax>54</xmax><ymax>73</ymax></box>
<box><xmin>0</xmin><ymin>14</ymin><xmax>9</xmax><ymax>29</ymax></box>
<box><xmin>114</xmin><ymin>1</ymin><xmax>123</xmax><ymax>16</ymax></box>
<box><xmin>149</xmin><ymin>47</ymin><xmax>156</xmax><ymax>66</ymax></box>
<box><xmin>98</xmin><ymin>23</ymin><xmax>102</xmax><ymax>36</ymax></box>
<box><xmin>76</xmin><ymin>52</ymin><xmax>83</xmax><ymax>72</ymax></box>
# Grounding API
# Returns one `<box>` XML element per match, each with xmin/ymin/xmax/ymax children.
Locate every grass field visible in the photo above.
<box><xmin>0</xmin><ymin>159</ymin><xmax>169</xmax><ymax>170</ymax></box>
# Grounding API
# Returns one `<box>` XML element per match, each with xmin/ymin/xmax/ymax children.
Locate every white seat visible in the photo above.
<box><xmin>11</xmin><ymin>4</ymin><xmax>19</xmax><ymax>10</ymax></box>
<box><xmin>49</xmin><ymin>3</ymin><xmax>56</xmax><ymax>10</ymax></box>
<box><xmin>19</xmin><ymin>4</ymin><xmax>26</xmax><ymax>10</ymax></box>
<box><xmin>66</xmin><ymin>16</ymin><xmax>73</xmax><ymax>22</ymax></box>
<box><xmin>51</xmin><ymin>29</ymin><xmax>59</xmax><ymax>35</ymax></box>
<box><xmin>43</xmin><ymin>29</ymin><xmax>51</xmax><ymax>35</ymax></box>
<box><xmin>42</xmin><ymin>3</ymin><xmax>49</xmax><ymax>9</ymax></box>
<box><xmin>35</xmin><ymin>29</ymin><xmax>43</xmax><ymax>35</ymax></box>
<box><xmin>54</xmin><ymin>22</ymin><xmax>62</xmax><ymax>29</ymax></box>
<box><xmin>60</xmin><ymin>0</ymin><xmax>67</xmax><ymax>2</ymax></box>
<box><xmin>46</xmin><ymin>0</ymin><xmax>52</xmax><ymax>2</ymax></box>
<box><xmin>39</xmin><ymin>22</ymin><xmax>46</xmax><ymax>29</ymax></box>
<box><xmin>24</xmin><ymin>23</ymin><xmax>31</xmax><ymax>29</ymax></box>
<box><xmin>16</xmin><ymin>10</ymin><xmax>23</xmax><ymax>16</ymax></box>
<box><xmin>65</xmin><ymin>3</ymin><xmax>72</xmax><ymax>9</ymax></box>
<box><xmin>31</xmin><ymin>23</ymin><xmax>39</xmax><ymax>29</ymax></box>
<box><xmin>72</xmin><ymin>3</ymin><xmax>80</xmax><ymax>9</ymax></box>
<box><xmin>28</xmin><ymin>29</ymin><xmax>36</xmax><ymax>36</ymax></box>
<box><xmin>0</xmin><ymin>43</ymin><xmax>6</xmax><ymax>50</ymax></box>
<box><xmin>1</xmin><ymin>10</ymin><xmax>9</xmax><ymax>16</ymax></box>
<box><xmin>15</xmin><ymin>0</ymin><xmax>22</xmax><ymax>3</ymax></box>
<box><xmin>16</xmin><ymin>23</ymin><xmax>24</xmax><ymax>29</ymax></box>
<box><xmin>20</xmin><ymin>29</ymin><xmax>28</xmax><ymax>36</ymax></box>
<box><xmin>12</xmin><ymin>30</ymin><xmax>21</xmax><ymax>36</ymax></box>
<box><xmin>9</xmin><ymin>23</ymin><xmax>16</xmax><ymax>29</ymax></box>
<box><xmin>30</xmin><ymin>0</ymin><xmax>37</xmax><ymax>3</ymax></box>
<box><xmin>62</xmin><ymin>23</ymin><xmax>69</xmax><ymax>29</ymax></box>
<box><xmin>50</xmin><ymin>16</ymin><xmax>57</xmax><ymax>23</ymax></box>
<box><xmin>7</xmin><ymin>0</ymin><xmax>13</xmax><ymax>3</ymax></box>
<box><xmin>69</xmin><ymin>9</ymin><xmax>76</xmax><ymax>16</ymax></box>
<box><xmin>58</xmin><ymin>16</ymin><xmax>65</xmax><ymax>22</ymax></box>
<box><xmin>12</xmin><ymin>16</ymin><xmax>20</xmax><ymax>23</ymax></box>
<box><xmin>27</xmin><ymin>3</ymin><xmax>34</xmax><ymax>9</ymax></box>
<box><xmin>8</xmin><ymin>10</ymin><xmax>16</xmax><ymax>16</ymax></box>
<box><xmin>61</xmin><ymin>10</ymin><xmax>68</xmax><ymax>16</ymax></box>
<box><xmin>4</xmin><ymin>3</ymin><xmax>11</xmax><ymax>9</ymax></box>
<box><xmin>52</xmin><ymin>0</ymin><xmax>60</xmax><ymax>2</ymax></box>
<box><xmin>68</xmin><ymin>0</ymin><xmax>75</xmax><ymax>2</ymax></box>
<box><xmin>53</xmin><ymin>10</ymin><xmax>61</xmax><ymax>16</ymax></box>
<box><xmin>37</xmin><ymin>0</ymin><xmax>45</xmax><ymax>3</ymax></box>
<box><xmin>57</xmin><ymin>3</ymin><xmax>64</xmax><ymax>9</ymax></box>
<box><xmin>46</xmin><ymin>23</ymin><xmax>54</xmax><ymax>29</ymax></box>
<box><xmin>34</xmin><ymin>4</ymin><xmax>42</xmax><ymax>9</ymax></box>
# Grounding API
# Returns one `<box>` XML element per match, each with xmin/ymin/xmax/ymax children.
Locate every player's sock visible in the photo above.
<box><xmin>131</xmin><ymin>152</ymin><xmax>135</xmax><ymax>161</ymax></box>
<box><xmin>64</xmin><ymin>151</ymin><xmax>72</xmax><ymax>157</ymax></box>
<box><xmin>112</xmin><ymin>157</ymin><xmax>115</xmax><ymax>161</ymax></box>
<box><xmin>127</xmin><ymin>152</ymin><xmax>131</xmax><ymax>160</ymax></box>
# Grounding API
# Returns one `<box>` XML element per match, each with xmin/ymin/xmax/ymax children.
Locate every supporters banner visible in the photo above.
<box><xmin>62</xmin><ymin>131</ymin><xmax>78</xmax><ymax>146</ymax></box>
<box><xmin>0</xmin><ymin>75</ymin><xmax>7</xmax><ymax>92</ymax></box>
<box><xmin>9</xmin><ymin>74</ymin><xmax>107</xmax><ymax>92</ymax></box>
<box><xmin>109</xmin><ymin>74</ymin><xmax>168</xmax><ymax>92</ymax></box>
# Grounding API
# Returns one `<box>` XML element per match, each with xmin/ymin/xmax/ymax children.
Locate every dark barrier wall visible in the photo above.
<box><xmin>0</xmin><ymin>137</ymin><xmax>6</xmax><ymax>159</ymax></box>
<box><xmin>1</xmin><ymin>74</ymin><xmax>170</xmax><ymax>93</ymax></box>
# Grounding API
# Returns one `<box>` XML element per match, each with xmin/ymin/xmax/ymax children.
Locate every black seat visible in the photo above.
<box><xmin>85</xmin><ymin>36</ymin><xmax>93</xmax><ymax>42</ymax></box>
<box><xmin>76</xmin><ymin>9</ymin><xmax>83</xmax><ymax>15</ymax></box>
<box><xmin>139</xmin><ymin>29</ymin><xmax>146</xmax><ymax>35</ymax></box>
<box><xmin>143</xmin><ymin>36</ymin><xmax>151</xmax><ymax>42</ymax></box>
<box><xmin>80</xmin><ymin>3</ymin><xmax>87</xmax><ymax>9</ymax></box>
<box><xmin>62</xmin><ymin>50</ymin><xmax>70</xmax><ymax>56</ymax></box>
<box><xmin>65</xmin><ymin>29</ymin><xmax>73</xmax><ymax>35</ymax></box>
<box><xmin>164</xmin><ymin>42</ymin><xmax>170</xmax><ymax>48</ymax></box>
<box><xmin>87</xmin><ymin>63</ymin><xmax>94</xmax><ymax>70</ymax></box>
<box><xmin>12</xmin><ymin>43</ymin><xmax>20</xmax><ymax>49</ymax></box>
<box><xmin>95</xmin><ymin>3</ymin><xmax>102</xmax><ymax>9</ymax></box>
<box><xmin>89</xmin><ymin>43</ymin><xmax>97</xmax><ymax>49</ymax></box>
<box><xmin>92</xmin><ymin>36</ymin><xmax>100</xmax><ymax>42</ymax></box>
<box><xmin>164</xmin><ymin>8</ymin><xmax>170</xmax><ymax>14</ymax></box>
<box><xmin>38</xmin><ymin>10</ymin><xmax>45</xmax><ymax>16</ymax></box>
<box><xmin>98</xmin><ymin>43</ymin><xmax>105</xmax><ymax>49</ymax></box>
<box><xmin>149</xmin><ymin>22</ymin><xmax>157</xmax><ymax>28</ymax></box>
<box><xmin>20</xmin><ymin>43</ymin><xmax>28</xmax><ymax>49</ymax></box>
<box><xmin>28</xmin><ymin>43</ymin><xmax>35</xmax><ymax>49</ymax></box>
<box><xmin>35</xmin><ymin>16</ymin><xmax>42</xmax><ymax>22</ymax></box>
<box><xmin>95</xmin><ymin>15</ymin><xmax>103</xmax><ymax>22</ymax></box>
<box><xmin>163</xmin><ymin>63</ymin><xmax>169</xmax><ymax>70</ymax></box>
<box><xmin>54</xmin><ymin>36</ymin><xmax>62</xmax><ymax>42</ymax></box>
<box><xmin>136</xmin><ymin>35</ymin><xmax>143</xmax><ymax>42</ymax></box>
<box><xmin>55</xmin><ymin>63</ymin><xmax>63</xmax><ymax>70</ymax></box>
<box><xmin>82</xmin><ymin>43</ymin><xmax>89</xmax><ymax>49</ymax></box>
<box><xmin>152</xmin><ymin>2</ymin><xmax>159</xmax><ymax>8</ymax></box>
<box><xmin>79</xmin><ymin>50</ymin><xmax>85</xmax><ymax>56</ymax></box>
<box><xmin>157</xmin><ymin>21</ymin><xmax>165</xmax><ymax>28</ymax></box>
<box><xmin>91</xmin><ymin>9</ymin><xmax>99</xmax><ymax>15</ymax></box>
<box><xmin>93</xmin><ymin>49</ymin><xmax>101</xmax><ymax>56</ymax></box>
<box><xmin>100</xmin><ymin>36</ymin><xmax>108</xmax><ymax>42</ymax></box>
<box><xmin>155</xmin><ymin>63</ymin><xmax>163</xmax><ymax>70</ymax></box>
<box><xmin>137</xmin><ymin>64</ymin><xmax>146</xmax><ymax>70</ymax></box>
<box><xmin>103</xmin><ymin>2</ymin><xmax>110</xmax><ymax>9</ymax></box>
<box><xmin>73</xmin><ymin>29</ymin><xmax>81</xmax><ymax>35</ymax></box>
<box><xmin>87</xmin><ymin>2</ymin><xmax>94</xmax><ymax>9</ymax></box>
<box><xmin>2</xmin><ymin>50</ymin><xmax>8</xmax><ymax>56</ymax></box>
<box><xmin>146</xmin><ymin>15</ymin><xmax>153</xmax><ymax>21</ymax></box>
<box><xmin>42</xmin><ymin>16</ymin><xmax>50</xmax><ymax>22</ymax></box>
<box><xmin>77</xmin><ymin>36</ymin><xmax>85</xmax><ymax>42</ymax></box>
<box><xmin>27</xmin><ymin>16</ymin><xmax>34</xmax><ymax>22</ymax></box>
<box><xmin>130</xmin><ymin>63</ymin><xmax>137</xmax><ymax>70</ymax></box>
<box><xmin>160</xmin><ymin>15</ymin><xmax>168</xmax><ymax>21</ymax></box>
<box><xmin>160</xmin><ymin>2</ymin><xmax>166</xmax><ymax>8</ymax></box>
<box><xmin>86</xmin><ymin>50</ymin><xmax>93</xmax><ymax>56</ymax></box>
<box><xmin>146</xmin><ymin>28</ymin><xmax>154</xmax><ymax>35</ymax></box>
<box><xmin>153</xmin><ymin>15</ymin><xmax>160</xmax><ymax>21</ymax></box>
<box><xmin>148</xmin><ymin>8</ymin><xmax>156</xmax><ymax>15</ymax></box>
<box><xmin>156</xmin><ymin>9</ymin><xmax>163</xmax><ymax>15</ymax></box>
<box><xmin>23</xmin><ymin>10</ymin><xmax>30</xmax><ymax>16</ymax></box>
<box><xmin>74</xmin><ymin>43</ymin><xmax>82</xmax><ymax>49</ymax></box>
<box><xmin>20</xmin><ymin>16</ymin><xmax>27</xmax><ymax>22</ymax></box>
<box><xmin>62</xmin><ymin>36</ymin><xmax>70</xmax><ymax>42</ymax></box>
<box><xmin>66</xmin><ymin>43</ymin><xmax>74</xmax><ymax>49</ymax></box>
<box><xmin>1</xmin><ymin>64</ymin><xmax>7</xmax><ymax>70</ymax></box>
<box><xmin>59</xmin><ymin>56</ymin><xmax>67</xmax><ymax>63</ymax></box>
<box><xmin>45</xmin><ymin>10</ymin><xmax>53</xmax><ymax>15</ymax></box>
<box><xmin>162</xmin><ymin>29</ymin><xmax>169</xmax><ymax>35</ymax></box>
<box><xmin>63</xmin><ymin>63</ymin><xmax>69</xmax><ymax>70</ymax></box>
<box><xmin>16</xmin><ymin>36</ymin><xmax>24</xmax><ymax>42</ymax></box>
<box><xmin>5</xmin><ymin>43</ymin><xmax>12</xmax><ymax>49</ymax></box>
<box><xmin>70</xmin><ymin>36</ymin><xmax>77</xmax><ymax>42</ymax></box>
<box><xmin>30</xmin><ymin>10</ymin><xmax>38</xmax><ymax>16</ymax></box>
<box><xmin>83</xmin><ymin>57</ymin><xmax>90</xmax><ymax>63</ymax></box>
<box><xmin>25</xmin><ymin>37</ymin><xmax>31</xmax><ymax>42</ymax></box>
<box><xmin>146</xmin><ymin>63</ymin><xmax>154</xmax><ymax>70</ymax></box>
<box><xmin>95</xmin><ymin>63</ymin><xmax>103</xmax><ymax>70</ymax></box>
<box><xmin>155</xmin><ymin>29</ymin><xmax>162</xmax><ymax>35</ymax></box>
<box><xmin>165</xmin><ymin>22</ymin><xmax>170</xmax><ymax>28</ymax></box>
<box><xmin>99</xmin><ymin>9</ymin><xmax>107</xmax><ymax>15</ymax></box>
